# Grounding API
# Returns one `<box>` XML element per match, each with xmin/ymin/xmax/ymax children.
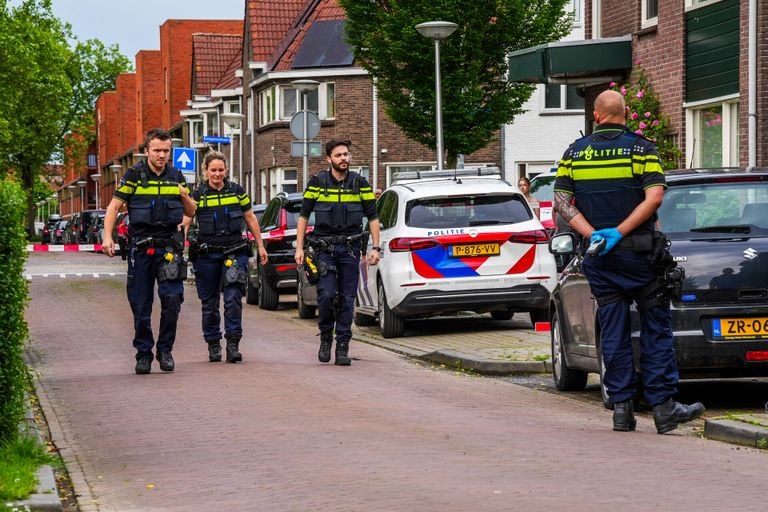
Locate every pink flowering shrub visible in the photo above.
<box><xmin>609</xmin><ymin>65</ymin><xmax>682</xmax><ymax>168</ymax></box>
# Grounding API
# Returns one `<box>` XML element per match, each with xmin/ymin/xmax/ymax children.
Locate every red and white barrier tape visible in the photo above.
<box><xmin>27</xmin><ymin>244</ymin><xmax>103</xmax><ymax>252</ymax></box>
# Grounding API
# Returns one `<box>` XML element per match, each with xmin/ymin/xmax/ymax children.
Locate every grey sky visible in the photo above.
<box><xmin>49</xmin><ymin>0</ymin><xmax>244</xmax><ymax>62</ymax></box>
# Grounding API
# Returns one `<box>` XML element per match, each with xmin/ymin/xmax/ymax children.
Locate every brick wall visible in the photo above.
<box><xmin>96</xmin><ymin>92</ymin><xmax>119</xmax><ymax>171</ymax></box>
<box><xmin>115</xmin><ymin>73</ymin><xmax>137</xmax><ymax>158</ymax></box>
<box><xmin>159</xmin><ymin>20</ymin><xmax>243</xmax><ymax>129</ymax></box>
<box><xmin>135</xmin><ymin>50</ymin><xmax>163</xmax><ymax>146</ymax></box>
<box><xmin>741</xmin><ymin>1</ymin><xmax>768</xmax><ymax>166</ymax></box>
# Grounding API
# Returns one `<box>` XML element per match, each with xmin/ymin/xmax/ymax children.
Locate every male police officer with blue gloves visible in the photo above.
<box><xmin>554</xmin><ymin>90</ymin><xmax>704</xmax><ymax>434</ymax></box>
<box><xmin>102</xmin><ymin>128</ymin><xmax>197</xmax><ymax>374</ymax></box>
<box><xmin>294</xmin><ymin>138</ymin><xmax>381</xmax><ymax>366</ymax></box>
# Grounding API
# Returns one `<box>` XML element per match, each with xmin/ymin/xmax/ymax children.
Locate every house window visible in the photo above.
<box><xmin>205</xmin><ymin>111</ymin><xmax>219</xmax><ymax>136</ymax></box>
<box><xmin>259</xmin><ymin>83</ymin><xmax>336</xmax><ymax>126</ymax></box>
<box><xmin>247</xmin><ymin>95</ymin><xmax>254</xmax><ymax>134</ymax></box>
<box><xmin>687</xmin><ymin>101</ymin><xmax>739</xmax><ymax>167</ymax></box>
<box><xmin>191</xmin><ymin>119</ymin><xmax>203</xmax><ymax>145</ymax></box>
<box><xmin>568</xmin><ymin>0</ymin><xmax>582</xmax><ymax>25</ymax></box>
<box><xmin>543</xmin><ymin>84</ymin><xmax>584</xmax><ymax>111</ymax></box>
<box><xmin>270</xmin><ymin>168</ymin><xmax>298</xmax><ymax>195</ymax></box>
<box><xmin>642</xmin><ymin>0</ymin><xmax>659</xmax><ymax>28</ymax></box>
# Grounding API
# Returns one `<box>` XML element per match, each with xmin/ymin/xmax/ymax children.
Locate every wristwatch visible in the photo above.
<box><xmin>371</xmin><ymin>246</ymin><xmax>382</xmax><ymax>252</ymax></box>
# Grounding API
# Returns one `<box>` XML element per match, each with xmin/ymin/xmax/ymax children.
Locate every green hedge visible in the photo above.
<box><xmin>0</xmin><ymin>179</ymin><xmax>30</xmax><ymax>442</ymax></box>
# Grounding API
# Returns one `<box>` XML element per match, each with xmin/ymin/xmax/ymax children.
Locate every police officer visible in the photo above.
<box><xmin>102</xmin><ymin>128</ymin><xmax>197</xmax><ymax>374</ymax></box>
<box><xmin>189</xmin><ymin>150</ymin><xmax>268</xmax><ymax>363</ymax></box>
<box><xmin>294</xmin><ymin>138</ymin><xmax>381</xmax><ymax>365</ymax></box>
<box><xmin>554</xmin><ymin>90</ymin><xmax>704</xmax><ymax>434</ymax></box>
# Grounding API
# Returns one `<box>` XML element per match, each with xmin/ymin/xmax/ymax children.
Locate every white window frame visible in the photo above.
<box><xmin>259</xmin><ymin>82</ymin><xmax>336</xmax><ymax>126</ymax></box>
<box><xmin>247</xmin><ymin>95</ymin><xmax>254</xmax><ymax>135</ymax></box>
<box><xmin>685</xmin><ymin>96</ymin><xmax>739</xmax><ymax>168</ymax></box>
<box><xmin>568</xmin><ymin>0</ymin><xmax>582</xmax><ymax>26</ymax></box>
<box><xmin>685</xmin><ymin>0</ymin><xmax>721</xmax><ymax>10</ymax></box>
<box><xmin>540</xmin><ymin>84</ymin><xmax>585</xmax><ymax>113</ymax></box>
<box><xmin>270</xmin><ymin>167</ymin><xmax>298</xmax><ymax>196</ymax></box>
<box><xmin>642</xmin><ymin>0</ymin><xmax>659</xmax><ymax>29</ymax></box>
<box><xmin>592</xmin><ymin>0</ymin><xmax>602</xmax><ymax>38</ymax></box>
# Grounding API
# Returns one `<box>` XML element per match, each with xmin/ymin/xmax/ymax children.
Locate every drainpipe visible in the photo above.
<box><xmin>372</xmin><ymin>79</ymin><xmax>379</xmax><ymax>189</ymax></box>
<box><xmin>748</xmin><ymin>0</ymin><xmax>757</xmax><ymax>168</ymax></box>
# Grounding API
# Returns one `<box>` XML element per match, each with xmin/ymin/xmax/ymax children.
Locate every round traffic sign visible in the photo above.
<box><xmin>290</xmin><ymin>111</ymin><xmax>321</xmax><ymax>140</ymax></box>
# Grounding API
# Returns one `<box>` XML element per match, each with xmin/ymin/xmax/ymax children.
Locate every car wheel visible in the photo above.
<box><xmin>297</xmin><ymin>272</ymin><xmax>316</xmax><ymax>319</ymax></box>
<box><xmin>353</xmin><ymin>296</ymin><xmax>377</xmax><ymax>326</ymax></box>
<box><xmin>529</xmin><ymin>308</ymin><xmax>550</xmax><ymax>326</ymax></box>
<box><xmin>245</xmin><ymin>269</ymin><xmax>259</xmax><ymax>305</ymax></box>
<box><xmin>551</xmin><ymin>310</ymin><xmax>588</xmax><ymax>391</ymax></box>
<box><xmin>378</xmin><ymin>281</ymin><xmax>405</xmax><ymax>338</ymax></box>
<box><xmin>596</xmin><ymin>344</ymin><xmax>614</xmax><ymax>410</ymax></box>
<box><xmin>258</xmin><ymin>266</ymin><xmax>279</xmax><ymax>310</ymax></box>
<box><xmin>490</xmin><ymin>310</ymin><xmax>514</xmax><ymax>321</ymax></box>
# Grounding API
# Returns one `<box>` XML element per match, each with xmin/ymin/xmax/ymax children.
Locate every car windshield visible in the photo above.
<box><xmin>530</xmin><ymin>174</ymin><xmax>556</xmax><ymax>202</ymax></box>
<box><xmin>659</xmin><ymin>180</ymin><xmax>768</xmax><ymax>238</ymax></box>
<box><xmin>407</xmin><ymin>195</ymin><xmax>531</xmax><ymax>228</ymax></box>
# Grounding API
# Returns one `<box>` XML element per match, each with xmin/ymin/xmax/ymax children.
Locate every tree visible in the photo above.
<box><xmin>0</xmin><ymin>0</ymin><xmax>131</xmax><ymax>232</ymax></box>
<box><xmin>339</xmin><ymin>0</ymin><xmax>572</xmax><ymax>166</ymax></box>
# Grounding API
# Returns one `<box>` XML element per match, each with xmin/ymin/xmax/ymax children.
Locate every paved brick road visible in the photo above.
<box><xmin>25</xmin><ymin>255</ymin><xmax>768</xmax><ymax>511</ymax></box>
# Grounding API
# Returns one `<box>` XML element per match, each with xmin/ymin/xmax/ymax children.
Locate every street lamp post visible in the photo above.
<box><xmin>221</xmin><ymin>112</ymin><xmax>245</xmax><ymax>184</ymax></box>
<box><xmin>77</xmin><ymin>180</ymin><xmax>87</xmax><ymax>212</ymax></box>
<box><xmin>291</xmin><ymin>79</ymin><xmax>320</xmax><ymax>181</ymax></box>
<box><xmin>91</xmin><ymin>173</ymin><xmax>101</xmax><ymax>209</ymax></box>
<box><xmin>415</xmin><ymin>21</ymin><xmax>458</xmax><ymax>172</ymax></box>
<box><xmin>51</xmin><ymin>193</ymin><xmax>58</xmax><ymax>216</ymax></box>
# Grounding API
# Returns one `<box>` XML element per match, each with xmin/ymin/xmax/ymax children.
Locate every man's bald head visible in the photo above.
<box><xmin>594</xmin><ymin>89</ymin><xmax>628</xmax><ymax>125</ymax></box>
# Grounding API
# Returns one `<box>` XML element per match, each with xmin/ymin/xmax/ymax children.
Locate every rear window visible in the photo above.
<box><xmin>530</xmin><ymin>174</ymin><xmax>556</xmax><ymax>202</ymax></box>
<box><xmin>407</xmin><ymin>195</ymin><xmax>531</xmax><ymax>229</ymax></box>
<box><xmin>283</xmin><ymin>201</ymin><xmax>314</xmax><ymax>229</ymax></box>
<box><xmin>660</xmin><ymin>180</ymin><xmax>768</xmax><ymax>236</ymax></box>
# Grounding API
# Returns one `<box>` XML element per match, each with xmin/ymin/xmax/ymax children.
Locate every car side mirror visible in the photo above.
<box><xmin>549</xmin><ymin>232</ymin><xmax>578</xmax><ymax>255</ymax></box>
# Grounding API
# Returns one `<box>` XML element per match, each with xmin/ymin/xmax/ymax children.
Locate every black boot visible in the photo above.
<box><xmin>135</xmin><ymin>352</ymin><xmax>152</xmax><ymax>374</ymax></box>
<box><xmin>225</xmin><ymin>335</ymin><xmax>242</xmax><ymax>363</ymax></box>
<box><xmin>613</xmin><ymin>400</ymin><xmax>637</xmax><ymax>432</ymax></box>
<box><xmin>318</xmin><ymin>333</ymin><xmax>333</xmax><ymax>363</ymax></box>
<box><xmin>156</xmin><ymin>351</ymin><xmax>175</xmax><ymax>372</ymax></box>
<box><xmin>653</xmin><ymin>398</ymin><xmax>705</xmax><ymax>434</ymax></box>
<box><xmin>335</xmin><ymin>340</ymin><xmax>351</xmax><ymax>366</ymax></box>
<box><xmin>207</xmin><ymin>339</ymin><xmax>222</xmax><ymax>362</ymax></box>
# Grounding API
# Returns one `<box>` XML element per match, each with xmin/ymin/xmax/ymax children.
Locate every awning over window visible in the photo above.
<box><xmin>508</xmin><ymin>36</ymin><xmax>633</xmax><ymax>86</ymax></box>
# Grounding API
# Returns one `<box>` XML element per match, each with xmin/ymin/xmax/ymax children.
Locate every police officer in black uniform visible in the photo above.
<box><xmin>554</xmin><ymin>90</ymin><xmax>704</xmax><ymax>434</ymax></box>
<box><xmin>102</xmin><ymin>128</ymin><xmax>197</xmax><ymax>374</ymax></box>
<box><xmin>294</xmin><ymin>138</ymin><xmax>381</xmax><ymax>366</ymax></box>
<box><xmin>189</xmin><ymin>150</ymin><xmax>268</xmax><ymax>363</ymax></box>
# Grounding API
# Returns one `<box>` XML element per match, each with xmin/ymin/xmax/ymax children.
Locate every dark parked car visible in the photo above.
<box><xmin>246</xmin><ymin>193</ymin><xmax>314</xmax><ymax>310</ymax></box>
<box><xmin>41</xmin><ymin>214</ymin><xmax>61</xmax><ymax>244</ymax></box>
<box><xmin>549</xmin><ymin>168</ymin><xmax>768</xmax><ymax>408</ymax></box>
<box><xmin>53</xmin><ymin>219</ymin><xmax>69</xmax><ymax>244</ymax></box>
<box><xmin>63</xmin><ymin>214</ymin><xmax>80</xmax><ymax>244</ymax></box>
<box><xmin>65</xmin><ymin>209</ymin><xmax>106</xmax><ymax>244</ymax></box>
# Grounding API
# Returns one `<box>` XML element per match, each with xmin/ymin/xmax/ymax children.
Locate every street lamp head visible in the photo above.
<box><xmin>109</xmin><ymin>163</ymin><xmax>123</xmax><ymax>174</ymax></box>
<box><xmin>290</xmin><ymin>79</ymin><xmax>320</xmax><ymax>93</ymax></box>
<box><xmin>221</xmin><ymin>112</ymin><xmax>245</xmax><ymax>128</ymax></box>
<box><xmin>90</xmin><ymin>173</ymin><xmax>101</xmax><ymax>182</ymax></box>
<box><xmin>171</xmin><ymin>138</ymin><xmax>184</xmax><ymax>148</ymax></box>
<box><xmin>76</xmin><ymin>180</ymin><xmax>87</xmax><ymax>187</ymax></box>
<box><xmin>415</xmin><ymin>21</ymin><xmax>458</xmax><ymax>40</ymax></box>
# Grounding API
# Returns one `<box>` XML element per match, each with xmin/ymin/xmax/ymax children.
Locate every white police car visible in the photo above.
<box><xmin>355</xmin><ymin>167</ymin><xmax>557</xmax><ymax>338</ymax></box>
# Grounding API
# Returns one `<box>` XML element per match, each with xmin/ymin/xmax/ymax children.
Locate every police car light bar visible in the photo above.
<box><xmin>392</xmin><ymin>166</ymin><xmax>501</xmax><ymax>183</ymax></box>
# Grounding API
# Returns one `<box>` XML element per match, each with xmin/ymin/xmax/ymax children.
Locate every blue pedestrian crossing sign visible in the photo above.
<box><xmin>172</xmin><ymin>147</ymin><xmax>196</xmax><ymax>172</ymax></box>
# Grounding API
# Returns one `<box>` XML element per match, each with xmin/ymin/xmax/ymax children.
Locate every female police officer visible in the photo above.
<box><xmin>190</xmin><ymin>150</ymin><xmax>267</xmax><ymax>363</ymax></box>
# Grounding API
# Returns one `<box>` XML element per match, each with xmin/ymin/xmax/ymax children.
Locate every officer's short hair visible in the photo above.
<box><xmin>325</xmin><ymin>138</ymin><xmax>351</xmax><ymax>156</ymax></box>
<box><xmin>144</xmin><ymin>128</ymin><xmax>172</xmax><ymax>149</ymax></box>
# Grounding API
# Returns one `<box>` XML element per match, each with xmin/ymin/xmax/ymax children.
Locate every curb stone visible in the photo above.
<box><xmin>704</xmin><ymin>415</ymin><xmax>768</xmax><ymax>448</ymax></box>
<box><xmin>5</xmin><ymin>406</ymin><xmax>62</xmax><ymax>512</ymax></box>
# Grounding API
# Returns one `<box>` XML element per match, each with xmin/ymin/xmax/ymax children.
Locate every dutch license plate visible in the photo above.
<box><xmin>450</xmin><ymin>243</ymin><xmax>500</xmax><ymax>257</ymax></box>
<box><xmin>712</xmin><ymin>317</ymin><xmax>768</xmax><ymax>340</ymax></box>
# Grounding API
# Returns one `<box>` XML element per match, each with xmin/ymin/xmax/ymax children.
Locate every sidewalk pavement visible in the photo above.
<box><xmin>351</xmin><ymin>313</ymin><xmax>552</xmax><ymax>375</ymax></box>
<box><xmin>348</xmin><ymin>312</ymin><xmax>768</xmax><ymax>449</ymax></box>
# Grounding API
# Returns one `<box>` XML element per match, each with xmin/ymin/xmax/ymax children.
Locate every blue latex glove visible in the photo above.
<box><xmin>591</xmin><ymin>228</ymin><xmax>622</xmax><ymax>255</ymax></box>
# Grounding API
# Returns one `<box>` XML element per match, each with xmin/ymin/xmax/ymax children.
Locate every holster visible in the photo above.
<box><xmin>157</xmin><ymin>249</ymin><xmax>187</xmax><ymax>282</ymax></box>
<box><xmin>220</xmin><ymin>258</ymin><xmax>248</xmax><ymax>292</ymax></box>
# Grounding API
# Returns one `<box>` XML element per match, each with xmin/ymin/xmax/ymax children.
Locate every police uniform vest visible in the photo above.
<box><xmin>116</xmin><ymin>162</ymin><xmax>186</xmax><ymax>239</ymax></box>
<box><xmin>312</xmin><ymin>170</ymin><xmax>364</xmax><ymax>235</ymax></box>
<box><xmin>194</xmin><ymin>180</ymin><xmax>246</xmax><ymax>246</ymax></box>
<box><xmin>568</xmin><ymin>127</ymin><xmax>659</xmax><ymax>234</ymax></box>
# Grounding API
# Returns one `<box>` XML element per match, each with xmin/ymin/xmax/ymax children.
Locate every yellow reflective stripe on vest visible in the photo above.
<box><xmin>315</xmin><ymin>193</ymin><xmax>364</xmax><ymax>203</ymax></box>
<box><xmin>199</xmin><ymin>195</ymin><xmax>242</xmax><ymax>207</ymax></box>
<box><xmin>133</xmin><ymin>185</ymin><xmax>184</xmax><ymax>195</ymax></box>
